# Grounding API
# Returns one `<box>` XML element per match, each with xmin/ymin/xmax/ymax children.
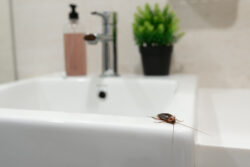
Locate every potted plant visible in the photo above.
<box><xmin>133</xmin><ymin>3</ymin><xmax>184</xmax><ymax>75</ymax></box>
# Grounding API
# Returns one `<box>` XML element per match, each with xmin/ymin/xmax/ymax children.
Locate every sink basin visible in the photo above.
<box><xmin>0</xmin><ymin>75</ymin><xmax>197</xmax><ymax>167</ymax></box>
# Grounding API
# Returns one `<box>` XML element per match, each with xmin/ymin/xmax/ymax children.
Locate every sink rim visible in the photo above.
<box><xmin>0</xmin><ymin>74</ymin><xmax>197</xmax><ymax>133</ymax></box>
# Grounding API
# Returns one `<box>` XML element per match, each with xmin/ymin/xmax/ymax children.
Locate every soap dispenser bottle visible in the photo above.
<box><xmin>64</xmin><ymin>4</ymin><xmax>86</xmax><ymax>76</ymax></box>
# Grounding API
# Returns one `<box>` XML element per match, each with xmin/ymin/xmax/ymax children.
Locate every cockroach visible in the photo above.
<box><xmin>152</xmin><ymin>113</ymin><xmax>177</xmax><ymax>124</ymax></box>
<box><xmin>152</xmin><ymin>113</ymin><xmax>207</xmax><ymax>134</ymax></box>
<box><xmin>152</xmin><ymin>113</ymin><xmax>208</xmax><ymax>166</ymax></box>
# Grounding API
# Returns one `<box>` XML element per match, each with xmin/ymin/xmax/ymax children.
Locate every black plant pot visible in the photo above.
<box><xmin>139</xmin><ymin>45</ymin><xmax>173</xmax><ymax>76</ymax></box>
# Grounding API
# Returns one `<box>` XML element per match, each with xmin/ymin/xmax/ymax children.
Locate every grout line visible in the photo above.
<box><xmin>9</xmin><ymin>0</ymin><xmax>19</xmax><ymax>80</ymax></box>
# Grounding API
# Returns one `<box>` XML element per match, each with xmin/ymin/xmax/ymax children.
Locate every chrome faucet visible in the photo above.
<box><xmin>84</xmin><ymin>11</ymin><xmax>118</xmax><ymax>76</ymax></box>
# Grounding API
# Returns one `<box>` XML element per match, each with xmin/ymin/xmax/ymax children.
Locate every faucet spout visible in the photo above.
<box><xmin>91</xmin><ymin>11</ymin><xmax>106</xmax><ymax>19</ymax></box>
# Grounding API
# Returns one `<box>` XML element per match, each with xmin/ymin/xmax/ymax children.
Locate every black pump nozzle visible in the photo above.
<box><xmin>69</xmin><ymin>4</ymin><xmax>78</xmax><ymax>20</ymax></box>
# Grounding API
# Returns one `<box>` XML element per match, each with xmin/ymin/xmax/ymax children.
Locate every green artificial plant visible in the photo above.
<box><xmin>133</xmin><ymin>3</ymin><xmax>184</xmax><ymax>47</ymax></box>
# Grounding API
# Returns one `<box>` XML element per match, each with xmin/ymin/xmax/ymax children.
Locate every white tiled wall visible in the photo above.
<box><xmin>12</xmin><ymin>0</ymin><xmax>250</xmax><ymax>88</ymax></box>
<box><xmin>171</xmin><ymin>0</ymin><xmax>250</xmax><ymax>88</ymax></box>
<box><xmin>0</xmin><ymin>0</ymin><xmax>15</xmax><ymax>83</ymax></box>
<box><xmin>12</xmin><ymin>0</ymin><xmax>167</xmax><ymax>79</ymax></box>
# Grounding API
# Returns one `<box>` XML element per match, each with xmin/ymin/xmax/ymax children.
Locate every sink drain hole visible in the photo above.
<box><xmin>98</xmin><ymin>91</ymin><xmax>107</xmax><ymax>99</ymax></box>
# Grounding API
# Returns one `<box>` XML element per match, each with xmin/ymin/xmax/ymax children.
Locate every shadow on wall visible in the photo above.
<box><xmin>169</xmin><ymin>0</ymin><xmax>239</xmax><ymax>29</ymax></box>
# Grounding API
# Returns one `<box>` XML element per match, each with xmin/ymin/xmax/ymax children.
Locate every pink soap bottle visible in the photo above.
<box><xmin>64</xmin><ymin>4</ymin><xmax>87</xmax><ymax>76</ymax></box>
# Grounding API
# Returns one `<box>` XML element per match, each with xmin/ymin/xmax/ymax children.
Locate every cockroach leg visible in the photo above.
<box><xmin>151</xmin><ymin>116</ymin><xmax>159</xmax><ymax>120</ymax></box>
<box><xmin>155</xmin><ymin>121</ymin><xmax>164</xmax><ymax>123</ymax></box>
<box><xmin>150</xmin><ymin>116</ymin><xmax>163</xmax><ymax>123</ymax></box>
<box><xmin>176</xmin><ymin>119</ymin><xmax>183</xmax><ymax>123</ymax></box>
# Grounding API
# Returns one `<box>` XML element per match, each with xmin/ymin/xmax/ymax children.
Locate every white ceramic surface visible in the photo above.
<box><xmin>0</xmin><ymin>75</ymin><xmax>197</xmax><ymax>167</ymax></box>
<box><xmin>196</xmin><ymin>89</ymin><xmax>250</xmax><ymax>167</ymax></box>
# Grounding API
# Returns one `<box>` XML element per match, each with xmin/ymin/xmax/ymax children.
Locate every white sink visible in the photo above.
<box><xmin>0</xmin><ymin>75</ymin><xmax>197</xmax><ymax>167</ymax></box>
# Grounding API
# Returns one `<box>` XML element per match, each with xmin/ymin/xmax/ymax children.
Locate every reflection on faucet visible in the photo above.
<box><xmin>84</xmin><ymin>11</ymin><xmax>118</xmax><ymax>77</ymax></box>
